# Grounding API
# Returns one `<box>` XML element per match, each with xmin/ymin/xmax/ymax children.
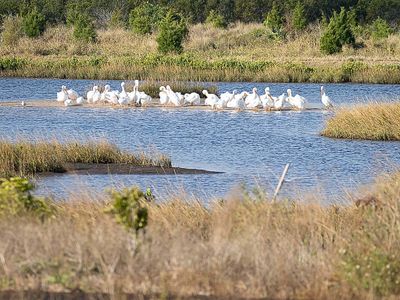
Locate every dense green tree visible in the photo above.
<box><xmin>73</xmin><ymin>13</ymin><xmax>97</xmax><ymax>42</ymax></box>
<box><xmin>129</xmin><ymin>2</ymin><xmax>165</xmax><ymax>34</ymax></box>
<box><xmin>370</xmin><ymin>17</ymin><xmax>391</xmax><ymax>41</ymax></box>
<box><xmin>22</xmin><ymin>7</ymin><xmax>46</xmax><ymax>38</ymax></box>
<box><xmin>320</xmin><ymin>7</ymin><xmax>356</xmax><ymax>54</ymax></box>
<box><xmin>205</xmin><ymin>9</ymin><xmax>227</xmax><ymax>28</ymax></box>
<box><xmin>292</xmin><ymin>1</ymin><xmax>307</xmax><ymax>31</ymax></box>
<box><xmin>264</xmin><ymin>2</ymin><xmax>283</xmax><ymax>33</ymax></box>
<box><xmin>156</xmin><ymin>10</ymin><xmax>188</xmax><ymax>53</ymax></box>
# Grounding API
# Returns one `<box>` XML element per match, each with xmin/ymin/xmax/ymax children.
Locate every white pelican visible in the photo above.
<box><xmin>260</xmin><ymin>87</ymin><xmax>275</xmax><ymax>109</ymax></box>
<box><xmin>246</xmin><ymin>88</ymin><xmax>262</xmax><ymax>109</ymax></box>
<box><xmin>274</xmin><ymin>93</ymin><xmax>287</xmax><ymax>109</ymax></box>
<box><xmin>216</xmin><ymin>90</ymin><xmax>235</xmax><ymax>109</ymax></box>
<box><xmin>321</xmin><ymin>86</ymin><xmax>333</xmax><ymax>108</ymax></box>
<box><xmin>92</xmin><ymin>86</ymin><xmax>101</xmax><ymax>103</ymax></box>
<box><xmin>76</xmin><ymin>97</ymin><xmax>84</xmax><ymax>105</ymax></box>
<box><xmin>287</xmin><ymin>89</ymin><xmax>306</xmax><ymax>110</ymax></box>
<box><xmin>220</xmin><ymin>90</ymin><xmax>236</xmax><ymax>103</ymax></box>
<box><xmin>184</xmin><ymin>93</ymin><xmax>201</xmax><ymax>105</ymax></box>
<box><xmin>166</xmin><ymin>85</ymin><xmax>183</xmax><ymax>106</ymax></box>
<box><xmin>87</xmin><ymin>86</ymin><xmax>97</xmax><ymax>103</ymax></box>
<box><xmin>159</xmin><ymin>86</ymin><xmax>169</xmax><ymax>105</ymax></box>
<box><xmin>137</xmin><ymin>91</ymin><xmax>152</xmax><ymax>106</ymax></box>
<box><xmin>64</xmin><ymin>99</ymin><xmax>73</xmax><ymax>106</ymax></box>
<box><xmin>57</xmin><ymin>86</ymin><xmax>68</xmax><ymax>102</ymax></box>
<box><xmin>202</xmin><ymin>90</ymin><xmax>219</xmax><ymax>109</ymax></box>
<box><xmin>102</xmin><ymin>85</ymin><xmax>119</xmax><ymax>104</ymax></box>
<box><xmin>67</xmin><ymin>87</ymin><xmax>78</xmax><ymax>101</ymax></box>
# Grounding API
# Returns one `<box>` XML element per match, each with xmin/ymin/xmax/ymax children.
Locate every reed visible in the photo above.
<box><xmin>321</xmin><ymin>102</ymin><xmax>400</xmax><ymax>140</ymax></box>
<box><xmin>0</xmin><ymin>139</ymin><xmax>171</xmax><ymax>177</ymax></box>
<box><xmin>0</xmin><ymin>171</ymin><xmax>400</xmax><ymax>298</ymax></box>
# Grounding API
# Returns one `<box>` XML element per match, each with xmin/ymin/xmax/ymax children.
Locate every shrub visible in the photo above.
<box><xmin>129</xmin><ymin>3</ymin><xmax>165</xmax><ymax>35</ymax></box>
<box><xmin>0</xmin><ymin>177</ymin><xmax>54</xmax><ymax>220</ymax></box>
<box><xmin>292</xmin><ymin>1</ymin><xmax>307</xmax><ymax>31</ymax></box>
<box><xmin>320</xmin><ymin>7</ymin><xmax>356</xmax><ymax>54</ymax></box>
<box><xmin>263</xmin><ymin>2</ymin><xmax>283</xmax><ymax>34</ymax></box>
<box><xmin>0</xmin><ymin>15</ymin><xmax>23</xmax><ymax>47</ymax></box>
<box><xmin>205</xmin><ymin>10</ymin><xmax>228</xmax><ymax>29</ymax></box>
<box><xmin>156</xmin><ymin>10</ymin><xmax>188</xmax><ymax>54</ymax></box>
<box><xmin>109</xmin><ymin>8</ymin><xmax>125</xmax><ymax>29</ymax></box>
<box><xmin>73</xmin><ymin>13</ymin><xmax>97</xmax><ymax>42</ymax></box>
<box><xmin>22</xmin><ymin>7</ymin><xmax>46</xmax><ymax>38</ymax></box>
<box><xmin>106</xmin><ymin>187</ymin><xmax>148</xmax><ymax>233</ymax></box>
<box><xmin>371</xmin><ymin>17</ymin><xmax>391</xmax><ymax>41</ymax></box>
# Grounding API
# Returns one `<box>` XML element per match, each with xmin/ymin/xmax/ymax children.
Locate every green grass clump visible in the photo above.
<box><xmin>0</xmin><ymin>139</ymin><xmax>172</xmax><ymax>178</ymax></box>
<box><xmin>321</xmin><ymin>102</ymin><xmax>400</xmax><ymax>140</ymax></box>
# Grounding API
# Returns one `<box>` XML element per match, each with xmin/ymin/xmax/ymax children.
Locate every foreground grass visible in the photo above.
<box><xmin>0</xmin><ymin>172</ymin><xmax>400</xmax><ymax>298</ymax></box>
<box><xmin>0</xmin><ymin>139</ymin><xmax>171</xmax><ymax>177</ymax></box>
<box><xmin>322</xmin><ymin>102</ymin><xmax>400</xmax><ymax>140</ymax></box>
<box><xmin>1</xmin><ymin>24</ymin><xmax>400</xmax><ymax>83</ymax></box>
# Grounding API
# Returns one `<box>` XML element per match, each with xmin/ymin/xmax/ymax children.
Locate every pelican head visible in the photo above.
<box><xmin>121</xmin><ymin>82</ymin><xmax>125</xmax><ymax>87</ymax></box>
<box><xmin>61</xmin><ymin>85</ymin><xmax>67</xmax><ymax>91</ymax></box>
<box><xmin>265</xmin><ymin>87</ymin><xmax>270</xmax><ymax>94</ymax></box>
<box><xmin>287</xmin><ymin>89</ymin><xmax>292</xmax><ymax>97</ymax></box>
<box><xmin>202</xmin><ymin>90</ymin><xmax>208</xmax><ymax>96</ymax></box>
<box><xmin>159</xmin><ymin>86</ymin><xmax>165</xmax><ymax>91</ymax></box>
<box><xmin>104</xmin><ymin>85</ymin><xmax>110</xmax><ymax>92</ymax></box>
<box><xmin>253</xmin><ymin>87</ymin><xmax>258</xmax><ymax>93</ymax></box>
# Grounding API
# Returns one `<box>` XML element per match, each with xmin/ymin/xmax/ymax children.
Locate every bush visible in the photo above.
<box><xmin>263</xmin><ymin>2</ymin><xmax>283</xmax><ymax>34</ymax></box>
<box><xmin>205</xmin><ymin>10</ymin><xmax>228</xmax><ymax>29</ymax></box>
<box><xmin>109</xmin><ymin>8</ymin><xmax>125</xmax><ymax>29</ymax></box>
<box><xmin>0</xmin><ymin>177</ymin><xmax>54</xmax><ymax>220</ymax></box>
<box><xmin>292</xmin><ymin>1</ymin><xmax>307</xmax><ymax>31</ymax></box>
<box><xmin>320</xmin><ymin>7</ymin><xmax>356</xmax><ymax>54</ymax></box>
<box><xmin>371</xmin><ymin>17</ymin><xmax>391</xmax><ymax>41</ymax></box>
<box><xmin>22</xmin><ymin>7</ymin><xmax>46</xmax><ymax>38</ymax></box>
<box><xmin>156</xmin><ymin>10</ymin><xmax>188</xmax><ymax>54</ymax></box>
<box><xmin>0</xmin><ymin>15</ymin><xmax>23</xmax><ymax>47</ymax></box>
<box><xmin>106</xmin><ymin>187</ymin><xmax>148</xmax><ymax>233</ymax></box>
<box><xmin>73</xmin><ymin>13</ymin><xmax>97</xmax><ymax>42</ymax></box>
<box><xmin>129</xmin><ymin>3</ymin><xmax>165</xmax><ymax>35</ymax></box>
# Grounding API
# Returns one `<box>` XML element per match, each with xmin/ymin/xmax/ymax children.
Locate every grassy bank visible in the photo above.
<box><xmin>0</xmin><ymin>139</ymin><xmax>171</xmax><ymax>177</ymax></box>
<box><xmin>322</xmin><ymin>102</ymin><xmax>400</xmax><ymax>140</ymax></box>
<box><xmin>0</xmin><ymin>171</ymin><xmax>400</xmax><ymax>299</ymax></box>
<box><xmin>1</xmin><ymin>24</ymin><xmax>400</xmax><ymax>83</ymax></box>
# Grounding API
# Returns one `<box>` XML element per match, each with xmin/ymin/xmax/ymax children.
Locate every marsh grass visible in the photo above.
<box><xmin>322</xmin><ymin>102</ymin><xmax>400</xmax><ymax>140</ymax></box>
<box><xmin>1</xmin><ymin>23</ymin><xmax>400</xmax><ymax>83</ymax></box>
<box><xmin>1</xmin><ymin>172</ymin><xmax>400</xmax><ymax>298</ymax></box>
<box><xmin>0</xmin><ymin>139</ymin><xmax>171</xmax><ymax>177</ymax></box>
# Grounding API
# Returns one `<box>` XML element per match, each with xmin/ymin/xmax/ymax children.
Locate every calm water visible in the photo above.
<box><xmin>1</xmin><ymin>78</ymin><xmax>400</xmax><ymax>202</ymax></box>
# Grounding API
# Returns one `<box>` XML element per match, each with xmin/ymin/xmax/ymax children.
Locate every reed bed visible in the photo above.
<box><xmin>0</xmin><ymin>139</ymin><xmax>171</xmax><ymax>177</ymax></box>
<box><xmin>0</xmin><ymin>171</ymin><xmax>400</xmax><ymax>298</ymax></box>
<box><xmin>322</xmin><ymin>102</ymin><xmax>400</xmax><ymax>140</ymax></box>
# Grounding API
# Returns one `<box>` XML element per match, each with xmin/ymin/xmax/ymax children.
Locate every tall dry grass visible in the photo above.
<box><xmin>322</xmin><ymin>102</ymin><xmax>400</xmax><ymax>140</ymax></box>
<box><xmin>0</xmin><ymin>139</ymin><xmax>171</xmax><ymax>177</ymax></box>
<box><xmin>1</xmin><ymin>172</ymin><xmax>400</xmax><ymax>298</ymax></box>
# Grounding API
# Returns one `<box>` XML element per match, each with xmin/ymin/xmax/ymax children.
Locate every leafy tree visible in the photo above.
<box><xmin>205</xmin><ymin>9</ymin><xmax>227</xmax><ymax>28</ymax></box>
<box><xmin>129</xmin><ymin>2</ymin><xmax>165</xmax><ymax>35</ymax></box>
<box><xmin>73</xmin><ymin>13</ymin><xmax>97</xmax><ymax>42</ymax></box>
<box><xmin>320</xmin><ymin>8</ymin><xmax>356</xmax><ymax>54</ymax></box>
<box><xmin>156</xmin><ymin>10</ymin><xmax>188</xmax><ymax>53</ymax></box>
<box><xmin>264</xmin><ymin>2</ymin><xmax>283</xmax><ymax>34</ymax></box>
<box><xmin>370</xmin><ymin>17</ymin><xmax>391</xmax><ymax>41</ymax></box>
<box><xmin>22</xmin><ymin>7</ymin><xmax>46</xmax><ymax>38</ymax></box>
<box><xmin>292</xmin><ymin>1</ymin><xmax>307</xmax><ymax>31</ymax></box>
<box><xmin>0</xmin><ymin>15</ymin><xmax>23</xmax><ymax>47</ymax></box>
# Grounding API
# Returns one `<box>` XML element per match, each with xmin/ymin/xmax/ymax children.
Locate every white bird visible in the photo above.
<box><xmin>166</xmin><ymin>85</ymin><xmax>183</xmax><ymax>106</ymax></box>
<box><xmin>21</xmin><ymin>101</ymin><xmax>26</xmax><ymax>107</ymax></box>
<box><xmin>216</xmin><ymin>90</ymin><xmax>235</xmax><ymax>109</ymax></box>
<box><xmin>159</xmin><ymin>86</ymin><xmax>169</xmax><ymax>105</ymax></box>
<box><xmin>220</xmin><ymin>90</ymin><xmax>237</xmax><ymax>103</ymax></box>
<box><xmin>57</xmin><ymin>86</ymin><xmax>68</xmax><ymax>102</ymax></box>
<box><xmin>274</xmin><ymin>93</ymin><xmax>287</xmax><ymax>109</ymax></box>
<box><xmin>260</xmin><ymin>87</ymin><xmax>275</xmax><ymax>109</ymax></box>
<box><xmin>101</xmin><ymin>85</ymin><xmax>119</xmax><ymax>104</ymax></box>
<box><xmin>246</xmin><ymin>88</ymin><xmax>262</xmax><ymax>109</ymax></box>
<box><xmin>76</xmin><ymin>97</ymin><xmax>84</xmax><ymax>105</ymax></box>
<box><xmin>67</xmin><ymin>87</ymin><xmax>78</xmax><ymax>101</ymax></box>
<box><xmin>137</xmin><ymin>91</ymin><xmax>152</xmax><ymax>107</ymax></box>
<box><xmin>87</xmin><ymin>86</ymin><xmax>97</xmax><ymax>103</ymax></box>
<box><xmin>92</xmin><ymin>86</ymin><xmax>101</xmax><ymax>103</ymax></box>
<box><xmin>287</xmin><ymin>89</ymin><xmax>306</xmax><ymax>110</ymax></box>
<box><xmin>64</xmin><ymin>99</ymin><xmax>73</xmax><ymax>106</ymax></box>
<box><xmin>202</xmin><ymin>90</ymin><xmax>220</xmax><ymax>109</ymax></box>
<box><xmin>321</xmin><ymin>86</ymin><xmax>333</xmax><ymax>108</ymax></box>
<box><xmin>184</xmin><ymin>92</ymin><xmax>201</xmax><ymax>105</ymax></box>
<box><xmin>227</xmin><ymin>91</ymin><xmax>247</xmax><ymax>110</ymax></box>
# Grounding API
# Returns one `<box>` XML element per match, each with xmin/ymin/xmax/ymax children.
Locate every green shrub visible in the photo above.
<box><xmin>156</xmin><ymin>10</ymin><xmax>188</xmax><ymax>54</ymax></box>
<box><xmin>205</xmin><ymin>10</ymin><xmax>228</xmax><ymax>29</ymax></box>
<box><xmin>0</xmin><ymin>15</ymin><xmax>23</xmax><ymax>47</ymax></box>
<box><xmin>292</xmin><ymin>1</ymin><xmax>307</xmax><ymax>31</ymax></box>
<box><xmin>109</xmin><ymin>8</ymin><xmax>125</xmax><ymax>29</ymax></box>
<box><xmin>73</xmin><ymin>13</ymin><xmax>97</xmax><ymax>42</ymax></box>
<box><xmin>320</xmin><ymin>7</ymin><xmax>356</xmax><ymax>54</ymax></box>
<box><xmin>129</xmin><ymin>2</ymin><xmax>165</xmax><ymax>35</ymax></box>
<box><xmin>0</xmin><ymin>57</ymin><xmax>27</xmax><ymax>71</ymax></box>
<box><xmin>22</xmin><ymin>7</ymin><xmax>46</xmax><ymax>38</ymax></box>
<box><xmin>106</xmin><ymin>187</ymin><xmax>149</xmax><ymax>233</ymax></box>
<box><xmin>371</xmin><ymin>17</ymin><xmax>391</xmax><ymax>41</ymax></box>
<box><xmin>0</xmin><ymin>177</ymin><xmax>54</xmax><ymax>220</ymax></box>
<box><xmin>263</xmin><ymin>2</ymin><xmax>283</xmax><ymax>34</ymax></box>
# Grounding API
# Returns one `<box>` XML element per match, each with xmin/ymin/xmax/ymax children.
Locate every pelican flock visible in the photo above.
<box><xmin>56</xmin><ymin>83</ymin><xmax>334</xmax><ymax>111</ymax></box>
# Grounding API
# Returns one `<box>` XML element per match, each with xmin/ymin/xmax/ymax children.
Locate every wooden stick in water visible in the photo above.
<box><xmin>273</xmin><ymin>163</ymin><xmax>290</xmax><ymax>202</ymax></box>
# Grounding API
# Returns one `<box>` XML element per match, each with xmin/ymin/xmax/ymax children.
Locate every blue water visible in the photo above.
<box><xmin>1</xmin><ymin>78</ymin><xmax>400</xmax><ymax>202</ymax></box>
